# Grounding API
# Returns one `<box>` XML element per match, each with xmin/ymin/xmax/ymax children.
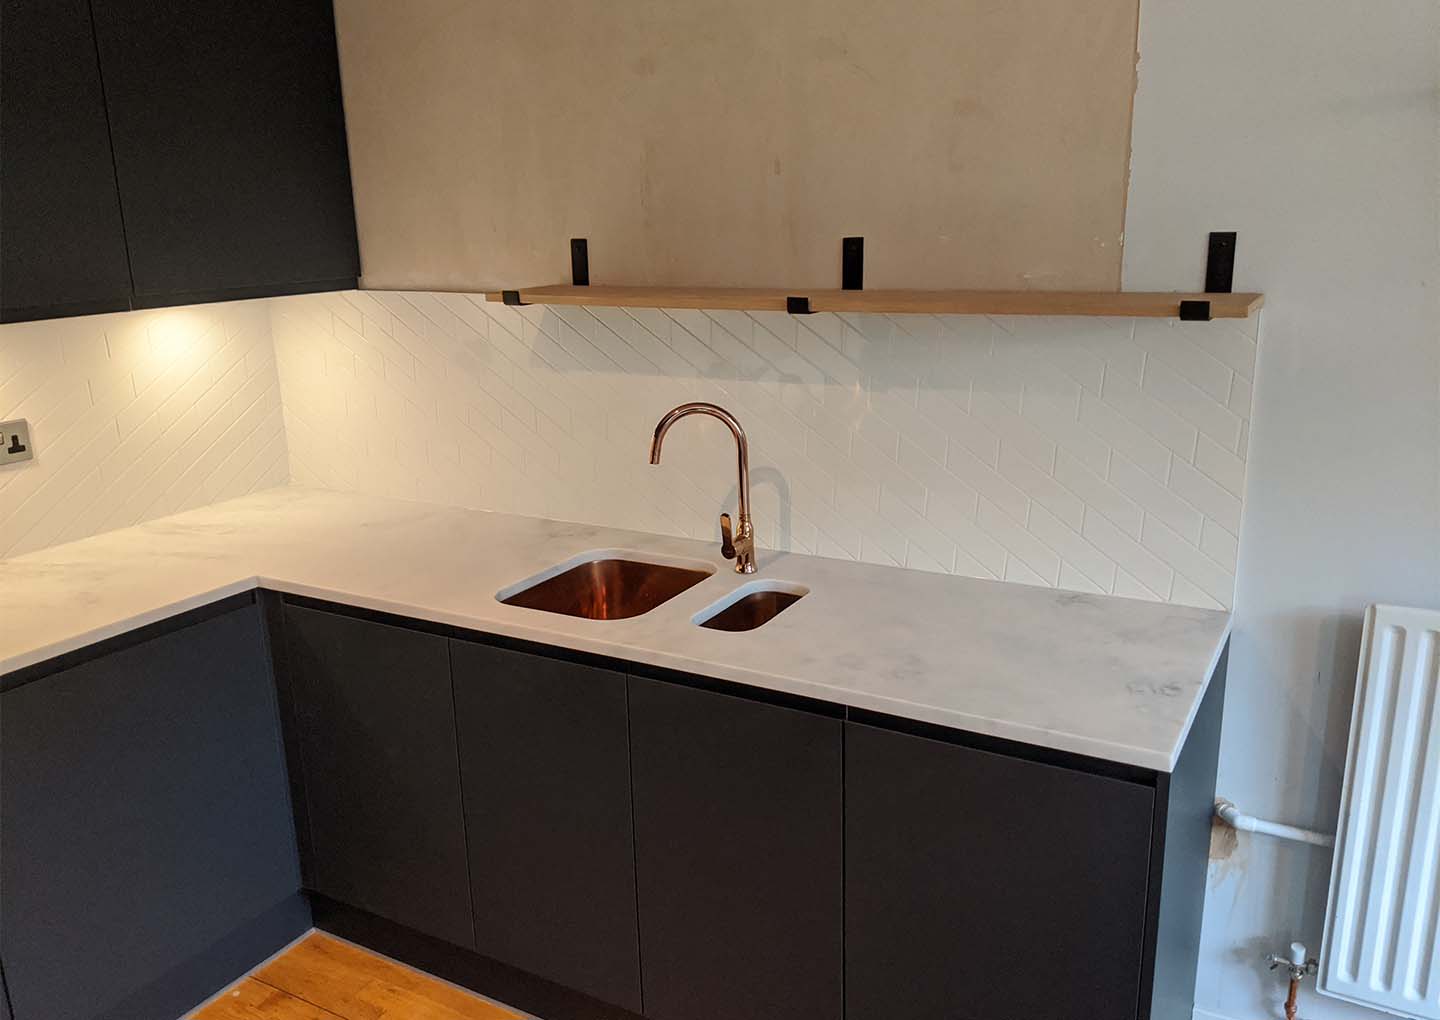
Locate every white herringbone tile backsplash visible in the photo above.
<box><xmin>0</xmin><ymin>301</ymin><xmax>288</xmax><ymax>559</ymax></box>
<box><xmin>272</xmin><ymin>290</ymin><xmax>1257</xmax><ymax>609</ymax></box>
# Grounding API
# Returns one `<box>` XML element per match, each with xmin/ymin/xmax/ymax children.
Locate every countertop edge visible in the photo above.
<box><xmin>2</xmin><ymin>573</ymin><xmax>1227</xmax><ymax>773</ymax></box>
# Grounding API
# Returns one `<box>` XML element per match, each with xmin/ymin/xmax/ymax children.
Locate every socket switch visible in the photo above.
<box><xmin>0</xmin><ymin>419</ymin><xmax>34</xmax><ymax>466</ymax></box>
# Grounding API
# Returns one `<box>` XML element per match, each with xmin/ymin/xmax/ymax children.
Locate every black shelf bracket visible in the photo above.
<box><xmin>1178</xmin><ymin>299</ymin><xmax>1211</xmax><ymax>322</ymax></box>
<box><xmin>571</xmin><ymin>238</ymin><xmax>590</xmax><ymax>286</ymax></box>
<box><xmin>1205</xmin><ymin>231</ymin><xmax>1236</xmax><ymax>294</ymax></box>
<box><xmin>1181</xmin><ymin>231</ymin><xmax>1238</xmax><ymax>322</ymax></box>
<box><xmin>842</xmin><ymin>237</ymin><xmax>864</xmax><ymax>290</ymax></box>
<box><xmin>502</xmin><ymin>290</ymin><xmax>527</xmax><ymax>306</ymax></box>
<box><xmin>787</xmin><ymin>296</ymin><xmax>813</xmax><ymax>314</ymax></box>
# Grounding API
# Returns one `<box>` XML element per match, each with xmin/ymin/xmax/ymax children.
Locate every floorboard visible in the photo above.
<box><xmin>192</xmin><ymin>933</ymin><xmax>521</xmax><ymax>1020</ymax></box>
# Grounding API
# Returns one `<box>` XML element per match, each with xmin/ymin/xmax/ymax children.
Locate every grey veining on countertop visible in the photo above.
<box><xmin>0</xmin><ymin>486</ymin><xmax>1230</xmax><ymax>771</ymax></box>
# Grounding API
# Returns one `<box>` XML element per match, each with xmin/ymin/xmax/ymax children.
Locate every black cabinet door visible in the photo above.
<box><xmin>0</xmin><ymin>606</ymin><xmax>300</xmax><ymax>1020</ymax></box>
<box><xmin>283</xmin><ymin>604</ymin><xmax>472</xmax><ymax>948</ymax></box>
<box><xmin>89</xmin><ymin>0</ymin><xmax>358</xmax><ymax>304</ymax></box>
<box><xmin>628</xmin><ymin>677</ymin><xmax>843</xmax><ymax>1020</ymax></box>
<box><xmin>451</xmin><ymin>641</ymin><xmax>642</xmax><ymax>1012</ymax></box>
<box><xmin>845</xmin><ymin>722</ymin><xmax>1156</xmax><ymax>1020</ymax></box>
<box><xmin>0</xmin><ymin>0</ymin><xmax>132</xmax><ymax>322</ymax></box>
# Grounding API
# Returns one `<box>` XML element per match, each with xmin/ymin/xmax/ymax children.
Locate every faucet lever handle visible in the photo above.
<box><xmin>719</xmin><ymin>513</ymin><xmax>736</xmax><ymax>560</ymax></box>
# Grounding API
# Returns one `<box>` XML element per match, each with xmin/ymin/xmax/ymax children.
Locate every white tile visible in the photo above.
<box><xmin>1132</xmin><ymin>320</ymin><xmax>1234</xmax><ymax>402</ymax></box>
<box><xmin>924</xmin><ymin>494</ymin><xmax>1006</xmax><ymax>578</ymax></box>
<box><xmin>1055</xmin><ymin>449</ymin><xmax>1144</xmax><ymax>538</ymax></box>
<box><xmin>1195</xmin><ymin>433</ymin><xmax>1247</xmax><ymax>497</ymax></box>
<box><xmin>977</xmin><ymin>497</ymin><xmax>1061</xmax><ymax>585</ymax></box>
<box><xmin>1108</xmin><ymin>452</ymin><xmax>1204</xmax><ymax>544</ymax></box>
<box><xmin>971</xmin><ymin>387</ymin><xmax>1057</xmax><ymax>472</ymax></box>
<box><xmin>1028</xmin><ymin>503</ymin><xmax>1118</xmax><ymax>592</ymax></box>
<box><xmin>1192</xmin><ymin>319</ymin><xmax>1258</xmax><ymax>381</ymax></box>
<box><xmin>1140</xmin><ymin>357</ymin><xmax>1243</xmax><ymax>451</ymax></box>
<box><xmin>1078</xmin><ymin>389</ymin><xmax>1171</xmax><ymax>480</ymax></box>
<box><xmin>997</xmin><ymin>445</ymin><xmax>1085</xmax><ymax>531</ymax></box>
<box><xmin>1140</xmin><ymin>517</ymin><xmax>1234</xmax><ymax>607</ymax></box>
<box><xmin>1169</xmin><ymin>575</ymin><xmax>1225</xmax><ymax>611</ymax></box>
<box><xmin>1082</xmin><ymin>509</ymin><xmax>1174</xmax><ymax>597</ymax></box>
<box><xmin>0</xmin><ymin>286</ymin><xmax>1259</xmax><ymax>611</ymax></box>
<box><xmin>879</xmin><ymin>487</ymin><xmax>959</xmax><ymax>569</ymax></box>
<box><xmin>897</xmin><ymin>438</ymin><xmax>980</xmax><ymax>519</ymax></box>
<box><xmin>1058</xmin><ymin>562</ymin><xmax>1108</xmax><ymax>595</ymax></box>
<box><xmin>917</xmin><ymin>387</ymin><xmax>997</xmax><ymax>466</ymax></box>
<box><xmin>1113</xmin><ymin>567</ymin><xmax>1165</xmax><ymax>603</ymax></box>
<box><xmin>1228</xmin><ymin>372</ymin><xmax>1254</xmax><ymax>419</ymax></box>
<box><xmin>1169</xmin><ymin>457</ymin><xmax>1243</xmax><ymax>534</ymax></box>
<box><xmin>1099</xmin><ymin>369</ymin><xmax>1199</xmax><ymax>462</ymax></box>
<box><xmin>1200</xmin><ymin>519</ymin><xmax>1239</xmax><ymax>572</ymax></box>
<box><xmin>946</xmin><ymin>441</ymin><xmax>1030</xmax><ymax>524</ymax></box>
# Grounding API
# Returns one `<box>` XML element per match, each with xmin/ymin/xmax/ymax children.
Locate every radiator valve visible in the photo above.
<box><xmin>1266</xmin><ymin>942</ymin><xmax>1317</xmax><ymax>1020</ymax></box>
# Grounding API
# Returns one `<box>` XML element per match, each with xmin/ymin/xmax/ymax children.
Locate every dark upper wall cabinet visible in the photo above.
<box><xmin>0</xmin><ymin>0</ymin><xmax>133</xmax><ymax>322</ymax></box>
<box><xmin>0</xmin><ymin>604</ymin><xmax>303</xmax><ymax>1020</ymax></box>
<box><xmin>283</xmin><ymin>604</ymin><xmax>473</xmax><ymax>949</ymax></box>
<box><xmin>89</xmin><ymin>0</ymin><xmax>359</xmax><ymax>305</ymax></box>
<box><xmin>0</xmin><ymin>0</ymin><xmax>359</xmax><ymax>323</ymax></box>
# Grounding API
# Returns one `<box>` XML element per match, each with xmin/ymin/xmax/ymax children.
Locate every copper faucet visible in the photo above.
<box><xmin>649</xmin><ymin>402</ymin><xmax>756</xmax><ymax>573</ymax></box>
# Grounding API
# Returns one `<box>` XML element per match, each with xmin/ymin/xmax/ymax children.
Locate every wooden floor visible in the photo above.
<box><xmin>192</xmin><ymin>932</ymin><xmax>523</xmax><ymax>1020</ymax></box>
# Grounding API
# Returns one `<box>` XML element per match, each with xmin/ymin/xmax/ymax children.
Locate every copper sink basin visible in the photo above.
<box><xmin>499</xmin><ymin>556</ymin><xmax>713</xmax><ymax>620</ymax></box>
<box><xmin>695</xmin><ymin>583</ymin><xmax>808</xmax><ymax>632</ymax></box>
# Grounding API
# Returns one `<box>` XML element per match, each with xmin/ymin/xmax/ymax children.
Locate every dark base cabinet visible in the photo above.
<box><xmin>1</xmin><ymin>592</ymin><xmax>1225</xmax><ymax>1020</ymax></box>
<box><xmin>846</xmin><ymin>724</ymin><xmax>1155</xmax><ymax>1020</ymax></box>
<box><xmin>281</xmin><ymin>604</ymin><xmax>473</xmax><ymax>949</ymax></box>
<box><xmin>628</xmin><ymin>676</ymin><xmax>844</xmax><ymax>1020</ymax></box>
<box><xmin>0</xmin><ymin>599</ymin><xmax>304</xmax><ymax>1020</ymax></box>
<box><xmin>452</xmin><ymin>640</ymin><xmax>643</xmax><ymax>1012</ymax></box>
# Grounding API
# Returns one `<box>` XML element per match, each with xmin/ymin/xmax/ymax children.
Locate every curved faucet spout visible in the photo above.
<box><xmin>649</xmin><ymin>402</ymin><xmax>756</xmax><ymax>572</ymax></box>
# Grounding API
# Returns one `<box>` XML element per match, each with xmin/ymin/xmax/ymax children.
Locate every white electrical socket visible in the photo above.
<box><xmin>0</xmin><ymin>419</ymin><xmax>34</xmax><ymax>466</ymax></box>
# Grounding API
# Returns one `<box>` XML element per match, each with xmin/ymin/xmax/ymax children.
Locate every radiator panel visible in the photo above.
<box><xmin>1320</xmin><ymin>604</ymin><xmax>1440</xmax><ymax>1019</ymax></box>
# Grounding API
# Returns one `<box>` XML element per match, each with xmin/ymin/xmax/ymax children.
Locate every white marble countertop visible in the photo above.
<box><xmin>0</xmin><ymin>486</ymin><xmax>1230</xmax><ymax>771</ymax></box>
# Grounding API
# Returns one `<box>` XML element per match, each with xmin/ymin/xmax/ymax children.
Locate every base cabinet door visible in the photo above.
<box><xmin>283</xmin><ymin>605</ymin><xmax>472</xmax><ymax>948</ymax></box>
<box><xmin>845</xmin><ymin>722</ymin><xmax>1156</xmax><ymax>1020</ymax></box>
<box><xmin>0</xmin><ymin>606</ymin><xmax>299</xmax><ymax>1020</ymax></box>
<box><xmin>628</xmin><ymin>677</ymin><xmax>843</xmax><ymax>1020</ymax></box>
<box><xmin>451</xmin><ymin>640</ymin><xmax>642</xmax><ymax>1012</ymax></box>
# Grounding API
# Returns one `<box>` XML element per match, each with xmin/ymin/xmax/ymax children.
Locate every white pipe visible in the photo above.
<box><xmin>1215</xmin><ymin>799</ymin><xmax>1336</xmax><ymax>848</ymax></box>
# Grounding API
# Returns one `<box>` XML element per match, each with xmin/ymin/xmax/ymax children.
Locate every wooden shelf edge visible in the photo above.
<box><xmin>482</xmin><ymin>285</ymin><xmax>1264</xmax><ymax>320</ymax></box>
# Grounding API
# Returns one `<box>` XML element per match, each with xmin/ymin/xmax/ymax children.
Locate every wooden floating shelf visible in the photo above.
<box><xmin>482</xmin><ymin>285</ymin><xmax>1265</xmax><ymax>320</ymax></box>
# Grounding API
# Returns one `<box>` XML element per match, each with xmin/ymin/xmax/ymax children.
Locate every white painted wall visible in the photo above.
<box><xmin>1124</xmin><ymin>1</ymin><xmax>1440</xmax><ymax>1017</ymax></box>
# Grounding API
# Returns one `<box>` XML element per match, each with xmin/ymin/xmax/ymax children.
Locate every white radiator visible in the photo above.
<box><xmin>1320</xmin><ymin>604</ymin><xmax>1440</xmax><ymax>1019</ymax></box>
